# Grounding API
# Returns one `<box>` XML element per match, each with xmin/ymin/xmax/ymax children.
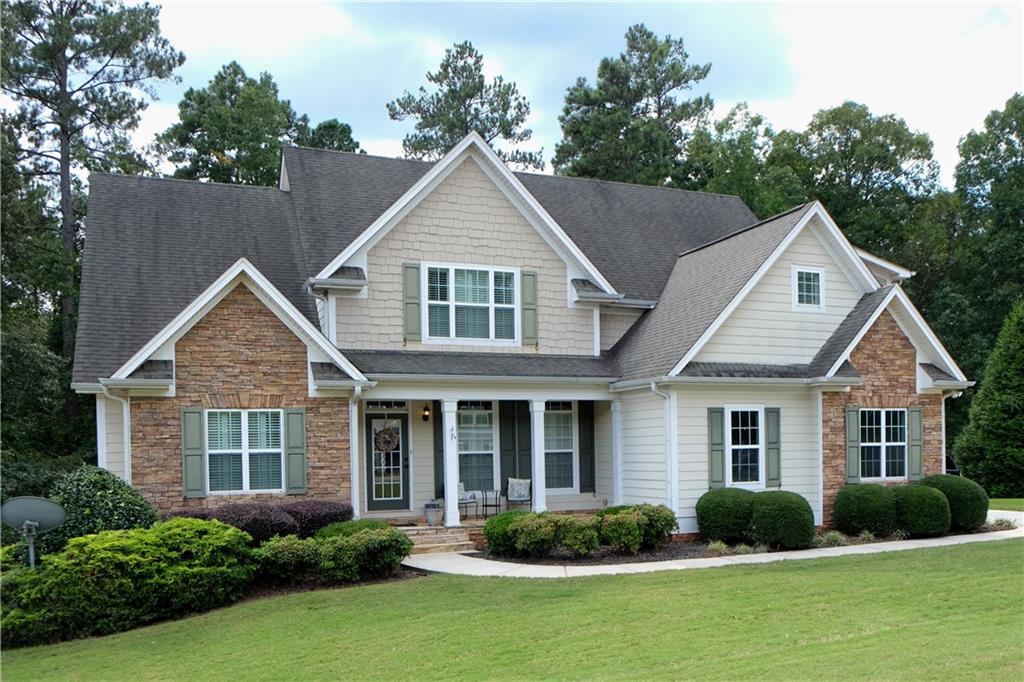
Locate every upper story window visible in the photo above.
<box><xmin>423</xmin><ymin>263</ymin><xmax>519</xmax><ymax>344</ymax></box>
<box><xmin>792</xmin><ymin>265</ymin><xmax>824</xmax><ymax>310</ymax></box>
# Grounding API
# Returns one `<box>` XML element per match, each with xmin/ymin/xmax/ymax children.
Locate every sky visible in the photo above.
<box><xmin>134</xmin><ymin>1</ymin><xmax>1023</xmax><ymax>187</ymax></box>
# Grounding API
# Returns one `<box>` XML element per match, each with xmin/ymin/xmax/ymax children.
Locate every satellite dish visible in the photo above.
<box><xmin>1</xmin><ymin>496</ymin><xmax>66</xmax><ymax>568</ymax></box>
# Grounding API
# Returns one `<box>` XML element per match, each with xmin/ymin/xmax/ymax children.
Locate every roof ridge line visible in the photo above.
<box><xmin>514</xmin><ymin>170</ymin><xmax>749</xmax><ymax>200</ymax></box>
<box><xmin>676</xmin><ymin>202</ymin><xmax>814</xmax><ymax>258</ymax></box>
<box><xmin>90</xmin><ymin>172</ymin><xmax>284</xmax><ymax>192</ymax></box>
<box><xmin>284</xmin><ymin>144</ymin><xmax>432</xmax><ymax>164</ymax></box>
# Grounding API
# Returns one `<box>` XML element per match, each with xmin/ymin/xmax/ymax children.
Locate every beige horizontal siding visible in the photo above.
<box><xmin>619</xmin><ymin>390</ymin><xmax>668</xmax><ymax>505</ymax></box>
<box><xmin>600</xmin><ymin>311</ymin><xmax>641</xmax><ymax>351</ymax></box>
<box><xmin>99</xmin><ymin>395</ymin><xmax>126</xmax><ymax>481</ymax></box>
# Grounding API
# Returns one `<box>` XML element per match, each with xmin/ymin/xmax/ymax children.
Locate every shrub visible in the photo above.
<box><xmin>749</xmin><ymin>491</ymin><xmax>815</xmax><ymax>550</ymax></box>
<box><xmin>254</xmin><ymin>535</ymin><xmax>319</xmax><ymax>583</ymax></box>
<box><xmin>890</xmin><ymin>529</ymin><xmax>909</xmax><ymax>541</ymax></box>
<box><xmin>182</xmin><ymin>503</ymin><xmax>299</xmax><ymax>544</ymax></box>
<box><xmin>1</xmin><ymin>518</ymin><xmax>256</xmax><ymax>647</ymax></box>
<box><xmin>706</xmin><ymin>540</ymin><xmax>730</xmax><ymax>556</ymax></box>
<box><xmin>814</xmin><ymin>530</ymin><xmax>849</xmax><ymax>548</ymax></box>
<box><xmin>601</xmin><ymin>511</ymin><xmax>645</xmax><ymax>555</ymax></box>
<box><xmin>734</xmin><ymin>543</ymin><xmax>768</xmax><ymax>555</ymax></box>
<box><xmin>508</xmin><ymin>513</ymin><xmax>560</xmax><ymax>558</ymax></box>
<box><xmin>275</xmin><ymin>500</ymin><xmax>353</xmax><ymax>537</ymax></box>
<box><xmin>991</xmin><ymin>518</ymin><xmax>1017</xmax><ymax>531</ymax></box>
<box><xmin>833</xmin><ymin>484</ymin><xmax>897</xmax><ymax>536</ymax></box>
<box><xmin>315</xmin><ymin>518</ymin><xmax>391</xmax><ymax>540</ymax></box>
<box><xmin>918</xmin><ymin>475</ymin><xmax>989</xmax><ymax>531</ymax></box>
<box><xmin>482</xmin><ymin>511</ymin><xmax>529</xmax><ymax>555</ymax></box>
<box><xmin>0</xmin><ymin>451</ymin><xmax>83</xmax><ymax>503</ymax></box>
<box><xmin>633</xmin><ymin>504</ymin><xmax>677</xmax><ymax>550</ymax></box>
<box><xmin>894</xmin><ymin>485</ymin><xmax>951</xmax><ymax>538</ymax></box>
<box><xmin>557</xmin><ymin>516</ymin><xmax>600</xmax><ymax>558</ymax></box>
<box><xmin>317</xmin><ymin>527</ymin><xmax>413</xmax><ymax>583</ymax></box>
<box><xmin>595</xmin><ymin>505</ymin><xmax>634</xmax><ymax>521</ymax></box>
<box><xmin>858</xmin><ymin>529</ymin><xmax>877</xmax><ymax>542</ymax></box>
<box><xmin>696</xmin><ymin>488</ymin><xmax>755</xmax><ymax>543</ymax></box>
<box><xmin>35</xmin><ymin>466</ymin><xmax>158</xmax><ymax>556</ymax></box>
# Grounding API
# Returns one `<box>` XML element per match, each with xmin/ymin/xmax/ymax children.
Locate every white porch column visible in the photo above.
<box><xmin>530</xmin><ymin>399</ymin><xmax>547</xmax><ymax>512</ymax></box>
<box><xmin>348</xmin><ymin>398</ymin><xmax>361</xmax><ymax>519</ymax></box>
<box><xmin>442</xmin><ymin>400</ymin><xmax>461</xmax><ymax>527</ymax></box>
<box><xmin>611</xmin><ymin>399</ymin><xmax>623</xmax><ymax>505</ymax></box>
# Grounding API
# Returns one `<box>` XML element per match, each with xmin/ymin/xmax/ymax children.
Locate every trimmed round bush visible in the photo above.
<box><xmin>601</xmin><ymin>510</ymin><xmax>645</xmax><ymax>555</ymax></box>
<box><xmin>315</xmin><ymin>518</ymin><xmax>390</xmax><ymax>540</ymax></box>
<box><xmin>36</xmin><ymin>466</ymin><xmax>158</xmax><ymax>555</ymax></box>
<box><xmin>633</xmin><ymin>504</ymin><xmax>677</xmax><ymax>550</ymax></box>
<box><xmin>185</xmin><ymin>503</ymin><xmax>299</xmax><ymax>544</ymax></box>
<box><xmin>275</xmin><ymin>500</ymin><xmax>353</xmax><ymax>537</ymax></box>
<box><xmin>919</xmin><ymin>475</ymin><xmax>989</xmax><ymax>531</ymax></box>
<box><xmin>595</xmin><ymin>505</ymin><xmax>634</xmax><ymax>521</ymax></box>
<box><xmin>2</xmin><ymin>518</ymin><xmax>256</xmax><ymax>647</ymax></box>
<box><xmin>482</xmin><ymin>510</ymin><xmax>529</xmax><ymax>555</ymax></box>
<box><xmin>316</xmin><ymin>527</ymin><xmax>413</xmax><ymax>583</ymax></box>
<box><xmin>894</xmin><ymin>485</ymin><xmax>950</xmax><ymax>538</ymax></box>
<box><xmin>833</xmin><ymin>484</ymin><xmax>898</xmax><ymax>536</ymax></box>
<box><xmin>750</xmin><ymin>491</ymin><xmax>815</xmax><ymax>549</ymax></box>
<box><xmin>508</xmin><ymin>513</ymin><xmax>560</xmax><ymax>558</ymax></box>
<box><xmin>695</xmin><ymin>488</ymin><xmax>756</xmax><ymax>543</ymax></box>
<box><xmin>557</xmin><ymin>515</ymin><xmax>600</xmax><ymax>558</ymax></box>
<box><xmin>254</xmin><ymin>535</ymin><xmax>319</xmax><ymax>583</ymax></box>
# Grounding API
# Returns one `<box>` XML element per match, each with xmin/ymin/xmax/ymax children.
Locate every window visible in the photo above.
<box><xmin>860</xmin><ymin>408</ymin><xmax>907</xmax><ymax>479</ymax></box>
<box><xmin>424</xmin><ymin>264</ymin><xmax>518</xmax><ymax>343</ymax></box>
<box><xmin>725</xmin><ymin>405</ymin><xmax>764</xmax><ymax>488</ymax></box>
<box><xmin>457</xmin><ymin>401</ymin><xmax>496</xmax><ymax>491</ymax></box>
<box><xmin>544</xmin><ymin>401</ymin><xmax>577</xmax><ymax>492</ymax></box>
<box><xmin>792</xmin><ymin>266</ymin><xmax>824</xmax><ymax>309</ymax></box>
<box><xmin>206</xmin><ymin>409</ymin><xmax>283</xmax><ymax>493</ymax></box>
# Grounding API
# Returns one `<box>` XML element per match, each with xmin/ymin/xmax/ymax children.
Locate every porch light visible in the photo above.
<box><xmin>421</xmin><ymin>404</ymin><xmax>431</xmax><ymax>422</ymax></box>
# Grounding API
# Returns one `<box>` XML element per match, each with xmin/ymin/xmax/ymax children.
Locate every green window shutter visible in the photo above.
<box><xmin>181</xmin><ymin>408</ymin><xmax>206</xmax><ymax>498</ymax></box>
<box><xmin>432</xmin><ymin>400</ymin><xmax>444</xmax><ymax>499</ymax></box>
<box><xmin>403</xmin><ymin>263</ymin><xmax>421</xmax><ymax>342</ymax></box>
<box><xmin>908</xmin><ymin>406</ymin><xmax>924</xmax><ymax>481</ymax></box>
<box><xmin>578</xmin><ymin>401</ymin><xmax>596</xmax><ymax>493</ymax></box>
<box><xmin>765</xmin><ymin>407</ymin><xmax>781</xmax><ymax>488</ymax></box>
<box><xmin>845</xmin><ymin>405</ymin><xmax>860</xmax><ymax>484</ymax></box>
<box><xmin>284</xmin><ymin>408</ymin><xmax>307</xmax><ymax>494</ymax></box>
<box><xmin>708</xmin><ymin>407</ymin><xmax>725</xmax><ymax>489</ymax></box>
<box><xmin>521</xmin><ymin>271</ymin><xmax>538</xmax><ymax>346</ymax></box>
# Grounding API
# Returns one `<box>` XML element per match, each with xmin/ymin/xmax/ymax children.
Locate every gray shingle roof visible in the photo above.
<box><xmin>677</xmin><ymin>361</ymin><xmax>862</xmax><ymax>381</ymax></box>
<box><xmin>341</xmin><ymin>349</ymin><xmax>620</xmax><ymax>379</ymax></box>
<box><xmin>920</xmin><ymin>363</ymin><xmax>956</xmax><ymax>382</ymax></box>
<box><xmin>807</xmin><ymin>285</ymin><xmax>894</xmax><ymax>377</ymax></box>
<box><xmin>127</xmin><ymin>359</ymin><xmax>174</xmax><ymax>380</ymax></box>
<box><xmin>311</xmin><ymin>362</ymin><xmax>351</xmax><ymax>382</ymax></box>
<box><xmin>612</xmin><ymin>203</ymin><xmax>815</xmax><ymax>381</ymax></box>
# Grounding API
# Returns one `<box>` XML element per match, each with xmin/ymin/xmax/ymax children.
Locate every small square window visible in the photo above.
<box><xmin>796</xmin><ymin>270</ymin><xmax>821</xmax><ymax>306</ymax></box>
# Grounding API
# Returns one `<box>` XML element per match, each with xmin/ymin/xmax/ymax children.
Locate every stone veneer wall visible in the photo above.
<box><xmin>130</xmin><ymin>285</ymin><xmax>350</xmax><ymax>513</ymax></box>
<box><xmin>821</xmin><ymin>310</ymin><xmax>942</xmax><ymax>525</ymax></box>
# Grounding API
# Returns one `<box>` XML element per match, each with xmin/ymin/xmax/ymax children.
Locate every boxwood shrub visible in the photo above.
<box><xmin>601</xmin><ymin>510</ymin><xmax>645</xmax><ymax>555</ymax></box>
<box><xmin>750</xmin><ymin>491</ymin><xmax>815</xmax><ymax>549</ymax></box>
<box><xmin>918</xmin><ymin>475</ymin><xmax>989</xmax><ymax>531</ymax></box>
<box><xmin>1</xmin><ymin>518</ymin><xmax>256</xmax><ymax>647</ymax></box>
<box><xmin>482</xmin><ymin>510</ymin><xmax>529</xmax><ymax>555</ymax></box>
<box><xmin>508</xmin><ymin>513</ymin><xmax>560</xmax><ymax>557</ymax></box>
<box><xmin>833</xmin><ymin>484</ymin><xmax>898</xmax><ymax>536</ymax></box>
<box><xmin>894</xmin><ymin>485</ymin><xmax>950</xmax><ymax>537</ymax></box>
<box><xmin>315</xmin><ymin>518</ymin><xmax>391</xmax><ymax>540</ymax></box>
<box><xmin>633</xmin><ymin>504</ymin><xmax>677</xmax><ymax>550</ymax></box>
<box><xmin>253</xmin><ymin>534</ymin><xmax>319</xmax><ymax>584</ymax></box>
<box><xmin>695</xmin><ymin>488</ymin><xmax>755</xmax><ymax>543</ymax></box>
<box><xmin>275</xmin><ymin>500</ymin><xmax>353</xmax><ymax>537</ymax></box>
<box><xmin>317</xmin><ymin>527</ymin><xmax>413</xmax><ymax>583</ymax></box>
<box><xmin>556</xmin><ymin>515</ymin><xmax>600</xmax><ymax>558</ymax></box>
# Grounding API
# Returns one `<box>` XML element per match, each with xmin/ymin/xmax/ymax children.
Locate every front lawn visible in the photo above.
<box><xmin>991</xmin><ymin>498</ymin><xmax>1024</xmax><ymax>511</ymax></box>
<box><xmin>4</xmin><ymin>540</ymin><xmax>1022</xmax><ymax>681</ymax></box>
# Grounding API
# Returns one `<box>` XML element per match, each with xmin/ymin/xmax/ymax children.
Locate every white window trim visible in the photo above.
<box><xmin>859</xmin><ymin>408</ymin><xmax>909</xmax><ymax>481</ymax></box>
<box><xmin>791</xmin><ymin>264</ymin><xmax>825</xmax><ymax>312</ymax></box>
<box><xmin>204</xmin><ymin>408</ymin><xmax>285</xmax><ymax>495</ymax></box>
<box><xmin>421</xmin><ymin>261</ymin><xmax>522</xmax><ymax>347</ymax></box>
<box><xmin>544</xmin><ymin>401</ymin><xmax>580</xmax><ymax>496</ymax></box>
<box><xmin>724</xmin><ymin>404</ymin><xmax>766</xmax><ymax>490</ymax></box>
<box><xmin>456</xmin><ymin>400</ymin><xmax>501</xmax><ymax>492</ymax></box>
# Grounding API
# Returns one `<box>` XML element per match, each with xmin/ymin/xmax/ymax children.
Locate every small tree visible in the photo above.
<box><xmin>386</xmin><ymin>41</ymin><xmax>542</xmax><ymax>169</ymax></box>
<box><xmin>953</xmin><ymin>300</ymin><xmax>1024</xmax><ymax>497</ymax></box>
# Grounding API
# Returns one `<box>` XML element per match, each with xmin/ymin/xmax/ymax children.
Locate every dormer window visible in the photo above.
<box><xmin>792</xmin><ymin>266</ymin><xmax>824</xmax><ymax>310</ymax></box>
<box><xmin>423</xmin><ymin>263</ymin><xmax>519</xmax><ymax>344</ymax></box>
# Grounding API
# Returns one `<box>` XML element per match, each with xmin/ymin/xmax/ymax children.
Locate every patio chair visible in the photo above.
<box><xmin>458</xmin><ymin>482</ymin><xmax>480</xmax><ymax>519</ymax></box>
<box><xmin>506</xmin><ymin>477</ymin><xmax>532</xmax><ymax>510</ymax></box>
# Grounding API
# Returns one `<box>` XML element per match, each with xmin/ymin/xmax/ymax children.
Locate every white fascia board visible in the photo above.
<box><xmin>311</xmin><ymin>131</ymin><xmax>617</xmax><ymax>296</ymax></box>
<box><xmin>809</xmin><ymin>203</ymin><xmax>882</xmax><ymax>291</ymax></box>
<box><xmin>856</xmin><ymin>247</ymin><xmax>915</xmax><ymax>279</ymax></box>
<box><xmin>110</xmin><ymin>257</ymin><xmax>368</xmax><ymax>383</ymax></box>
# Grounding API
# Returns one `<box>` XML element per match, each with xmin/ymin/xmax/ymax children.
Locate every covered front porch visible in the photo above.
<box><xmin>350</xmin><ymin>387</ymin><xmax>622</xmax><ymax>527</ymax></box>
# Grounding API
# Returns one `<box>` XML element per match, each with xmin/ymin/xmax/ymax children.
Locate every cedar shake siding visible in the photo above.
<box><xmin>821</xmin><ymin>310</ymin><xmax>942</xmax><ymax>524</ymax></box>
<box><xmin>131</xmin><ymin>285</ymin><xmax>350</xmax><ymax>513</ymax></box>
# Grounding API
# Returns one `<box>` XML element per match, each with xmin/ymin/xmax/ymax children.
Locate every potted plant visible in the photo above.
<box><xmin>424</xmin><ymin>500</ymin><xmax>444</xmax><ymax>526</ymax></box>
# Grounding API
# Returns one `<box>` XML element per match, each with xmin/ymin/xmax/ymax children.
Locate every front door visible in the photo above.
<box><xmin>365</xmin><ymin>413</ymin><xmax>409</xmax><ymax>511</ymax></box>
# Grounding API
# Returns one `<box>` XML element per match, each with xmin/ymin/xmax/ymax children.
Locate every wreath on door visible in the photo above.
<box><xmin>374</xmin><ymin>426</ymin><xmax>400</xmax><ymax>453</ymax></box>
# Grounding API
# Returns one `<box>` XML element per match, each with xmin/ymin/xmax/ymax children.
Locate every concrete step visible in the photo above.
<box><xmin>410</xmin><ymin>541</ymin><xmax>476</xmax><ymax>555</ymax></box>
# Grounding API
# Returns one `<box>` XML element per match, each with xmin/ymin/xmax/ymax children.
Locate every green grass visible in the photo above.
<box><xmin>991</xmin><ymin>498</ymin><xmax>1024</xmax><ymax>511</ymax></box>
<box><xmin>4</xmin><ymin>540</ymin><xmax>1023</xmax><ymax>681</ymax></box>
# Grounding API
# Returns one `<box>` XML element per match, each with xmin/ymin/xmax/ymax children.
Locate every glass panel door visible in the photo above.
<box><xmin>365</xmin><ymin>413</ymin><xmax>409</xmax><ymax>510</ymax></box>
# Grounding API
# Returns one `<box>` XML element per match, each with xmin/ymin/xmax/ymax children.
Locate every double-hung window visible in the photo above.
<box><xmin>859</xmin><ymin>408</ymin><xmax>907</xmax><ymax>479</ymax></box>
<box><xmin>457</xmin><ymin>401</ymin><xmax>497</xmax><ymax>491</ymax></box>
<box><xmin>725</xmin><ymin>405</ymin><xmax>764</xmax><ymax>488</ymax></box>
<box><xmin>792</xmin><ymin>265</ymin><xmax>824</xmax><ymax>310</ymax></box>
<box><xmin>544</xmin><ymin>401</ymin><xmax>577</xmax><ymax>492</ymax></box>
<box><xmin>425</xmin><ymin>264</ymin><xmax>518</xmax><ymax>343</ymax></box>
<box><xmin>206</xmin><ymin>409</ymin><xmax>283</xmax><ymax>493</ymax></box>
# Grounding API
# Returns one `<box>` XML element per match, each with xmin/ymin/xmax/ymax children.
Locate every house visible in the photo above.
<box><xmin>72</xmin><ymin>132</ymin><xmax>972</xmax><ymax>531</ymax></box>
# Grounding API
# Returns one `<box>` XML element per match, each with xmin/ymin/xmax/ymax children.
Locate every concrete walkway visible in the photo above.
<box><xmin>402</xmin><ymin>510</ymin><xmax>1023</xmax><ymax>579</ymax></box>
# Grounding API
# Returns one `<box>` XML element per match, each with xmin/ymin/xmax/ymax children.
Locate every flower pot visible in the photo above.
<box><xmin>424</xmin><ymin>504</ymin><xmax>444</xmax><ymax>527</ymax></box>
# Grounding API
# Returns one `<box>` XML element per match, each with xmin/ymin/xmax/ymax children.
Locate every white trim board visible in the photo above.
<box><xmin>312</xmin><ymin>132</ymin><xmax>618</xmax><ymax>296</ymax></box>
<box><xmin>110</xmin><ymin>258</ymin><xmax>368</xmax><ymax>383</ymax></box>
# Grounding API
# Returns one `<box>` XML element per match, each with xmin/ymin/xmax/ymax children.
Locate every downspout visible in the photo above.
<box><xmin>101</xmin><ymin>386</ymin><xmax>132</xmax><ymax>484</ymax></box>
<box><xmin>650</xmin><ymin>382</ymin><xmax>679</xmax><ymax>518</ymax></box>
<box><xmin>349</xmin><ymin>385</ymin><xmax>362</xmax><ymax>519</ymax></box>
